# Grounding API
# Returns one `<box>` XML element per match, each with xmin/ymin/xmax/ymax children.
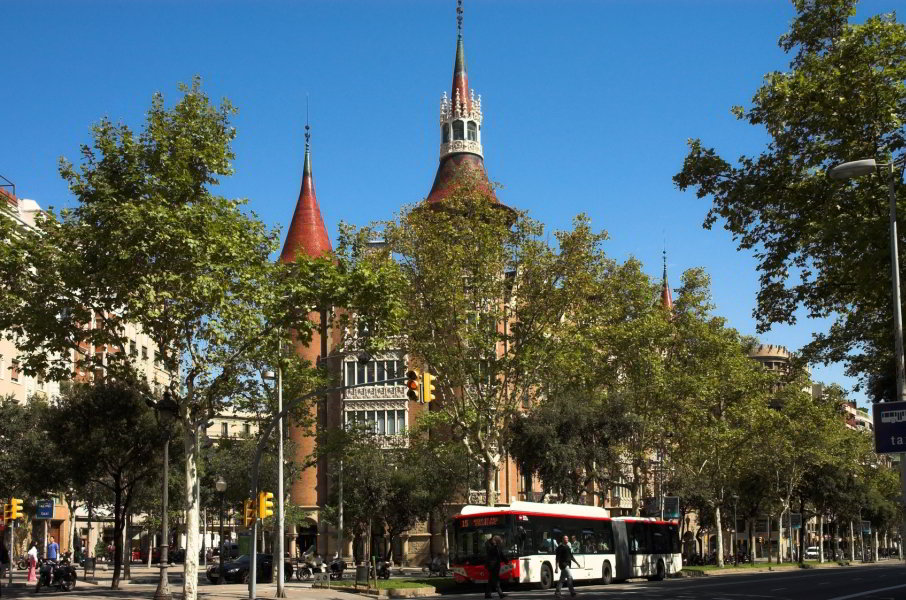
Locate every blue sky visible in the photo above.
<box><xmin>3</xmin><ymin>0</ymin><xmax>898</xmax><ymax>404</ymax></box>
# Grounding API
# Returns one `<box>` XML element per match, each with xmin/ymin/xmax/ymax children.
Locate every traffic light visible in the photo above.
<box><xmin>8</xmin><ymin>498</ymin><xmax>23</xmax><ymax>520</ymax></box>
<box><xmin>0</xmin><ymin>503</ymin><xmax>6</xmax><ymax>524</ymax></box>
<box><xmin>422</xmin><ymin>372</ymin><xmax>437</xmax><ymax>404</ymax></box>
<box><xmin>243</xmin><ymin>499</ymin><xmax>257</xmax><ymax>528</ymax></box>
<box><xmin>258</xmin><ymin>491</ymin><xmax>274</xmax><ymax>519</ymax></box>
<box><xmin>406</xmin><ymin>370</ymin><xmax>419</xmax><ymax>402</ymax></box>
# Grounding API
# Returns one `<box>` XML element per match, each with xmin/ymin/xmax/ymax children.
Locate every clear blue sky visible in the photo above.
<box><xmin>3</xmin><ymin>0</ymin><xmax>898</xmax><ymax>403</ymax></box>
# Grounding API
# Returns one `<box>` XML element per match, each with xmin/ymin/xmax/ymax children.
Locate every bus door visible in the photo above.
<box><xmin>611</xmin><ymin>521</ymin><xmax>630</xmax><ymax>580</ymax></box>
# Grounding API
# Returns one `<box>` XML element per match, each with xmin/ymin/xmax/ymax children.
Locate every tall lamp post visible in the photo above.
<box><xmin>263</xmin><ymin>366</ymin><xmax>286</xmax><ymax>598</ymax></box>
<box><xmin>829</xmin><ymin>156</ymin><xmax>906</xmax><ymax>566</ymax></box>
<box><xmin>146</xmin><ymin>391</ymin><xmax>179</xmax><ymax>600</ymax></box>
<box><xmin>215</xmin><ymin>477</ymin><xmax>227</xmax><ymax>585</ymax></box>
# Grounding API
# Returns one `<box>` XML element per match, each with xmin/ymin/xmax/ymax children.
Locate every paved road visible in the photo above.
<box><xmin>0</xmin><ymin>562</ymin><xmax>902</xmax><ymax>599</ymax></box>
<box><xmin>442</xmin><ymin>563</ymin><xmax>905</xmax><ymax>600</ymax></box>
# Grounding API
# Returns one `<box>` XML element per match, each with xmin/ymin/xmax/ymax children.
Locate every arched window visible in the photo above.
<box><xmin>453</xmin><ymin>120</ymin><xmax>464</xmax><ymax>140</ymax></box>
<box><xmin>442</xmin><ymin>123</ymin><xmax>450</xmax><ymax>143</ymax></box>
<box><xmin>467</xmin><ymin>121</ymin><xmax>477</xmax><ymax>141</ymax></box>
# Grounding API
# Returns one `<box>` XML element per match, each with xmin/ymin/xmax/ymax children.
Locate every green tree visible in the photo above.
<box><xmin>358</xmin><ymin>177</ymin><xmax>620</xmax><ymax>506</ymax></box>
<box><xmin>673</xmin><ymin>0</ymin><xmax>906</xmax><ymax>382</ymax></box>
<box><xmin>505</xmin><ymin>391</ymin><xmax>635</xmax><ymax>504</ymax></box>
<box><xmin>44</xmin><ymin>380</ymin><xmax>165</xmax><ymax>588</ymax></box>
<box><xmin>0</xmin><ymin>79</ymin><xmax>402</xmax><ymax>598</ymax></box>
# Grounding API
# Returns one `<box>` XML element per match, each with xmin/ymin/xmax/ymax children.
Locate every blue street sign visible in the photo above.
<box><xmin>862</xmin><ymin>520</ymin><xmax>872</xmax><ymax>535</ymax></box>
<box><xmin>35</xmin><ymin>500</ymin><xmax>53</xmax><ymax>520</ymax></box>
<box><xmin>872</xmin><ymin>400</ymin><xmax>906</xmax><ymax>454</ymax></box>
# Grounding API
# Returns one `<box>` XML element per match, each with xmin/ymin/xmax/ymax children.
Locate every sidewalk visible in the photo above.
<box><xmin>0</xmin><ymin>562</ymin><xmax>376</xmax><ymax>600</ymax></box>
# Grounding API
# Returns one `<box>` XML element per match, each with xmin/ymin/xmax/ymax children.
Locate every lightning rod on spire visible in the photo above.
<box><xmin>305</xmin><ymin>94</ymin><xmax>311</xmax><ymax>150</ymax></box>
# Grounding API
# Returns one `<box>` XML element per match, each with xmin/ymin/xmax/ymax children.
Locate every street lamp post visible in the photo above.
<box><xmin>830</xmin><ymin>157</ymin><xmax>906</xmax><ymax>566</ymax></box>
<box><xmin>146</xmin><ymin>392</ymin><xmax>179</xmax><ymax>600</ymax></box>
<box><xmin>215</xmin><ymin>477</ymin><xmax>227</xmax><ymax>585</ymax></box>
<box><xmin>264</xmin><ymin>366</ymin><xmax>286</xmax><ymax>599</ymax></box>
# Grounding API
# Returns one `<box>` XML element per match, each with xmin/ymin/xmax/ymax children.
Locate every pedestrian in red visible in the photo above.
<box><xmin>26</xmin><ymin>542</ymin><xmax>38</xmax><ymax>583</ymax></box>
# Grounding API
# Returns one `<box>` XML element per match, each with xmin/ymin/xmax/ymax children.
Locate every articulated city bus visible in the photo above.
<box><xmin>450</xmin><ymin>501</ymin><xmax>681</xmax><ymax>588</ymax></box>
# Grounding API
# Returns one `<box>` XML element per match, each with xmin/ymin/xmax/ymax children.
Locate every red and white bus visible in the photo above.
<box><xmin>450</xmin><ymin>501</ymin><xmax>681</xmax><ymax>588</ymax></box>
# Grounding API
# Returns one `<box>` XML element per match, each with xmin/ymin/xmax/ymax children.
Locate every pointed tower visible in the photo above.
<box><xmin>661</xmin><ymin>249</ymin><xmax>674</xmax><ymax>311</ymax></box>
<box><xmin>280</xmin><ymin>123</ymin><xmax>330</xmax><ymax>519</ymax></box>
<box><xmin>281</xmin><ymin>124</ymin><xmax>331</xmax><ymax>262</ymax></box>
<box><xmin>426</xmin><ymin>0</ymin><xmax>498</xmax><ymax>204</ymax></box>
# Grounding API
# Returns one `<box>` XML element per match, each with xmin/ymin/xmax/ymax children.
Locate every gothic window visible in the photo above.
<box><xmin>442</xmin><ymin>123</ymin><xmax>450</xmax><ymax>143</ymax></box>
<box><xmin>453</xmin><ymin>120</ymin><xmax>464</xmax><ymax>140</ymax></box>
<box><xmin>467</xmin><ymin>121</ymin><xmax>477</xmax><ymax>141</ymax></box>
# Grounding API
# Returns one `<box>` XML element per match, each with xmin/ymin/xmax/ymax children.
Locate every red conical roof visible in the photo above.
<box><xmin>280</xmin><ymin>137</ymin><xmax>331</xmax><ymax>262</ymax></box>
<box><xmin>452</xmin><ymin>36</ymin><xmax>471</xmax><ymax>114</ymax></box>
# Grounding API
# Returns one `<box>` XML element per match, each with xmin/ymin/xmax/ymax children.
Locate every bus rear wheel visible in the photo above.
<box><xmin>539</xmin><ymin>564</ymin><xmax>553</xmax><ymax>590</ymax></box>
<box><xmin>601</xmin><ymin>562</ymin><xmax>612</xmax><ymax>585</ymax></box>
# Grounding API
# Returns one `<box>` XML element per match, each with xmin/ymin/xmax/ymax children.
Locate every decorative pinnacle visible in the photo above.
<box><xmin>662</xmin><ymin>247</ymin><xmax>667</xmax><ymax>280</ymax></box>
<box><xmin>457</xmin><ymin>0</ymin><xmax>463</xmax><ymax>40</ymax></box>
<box><xmin>305</xmin><ymin>95</ymin><xmax>311</xmax><ymax>151</ymax></box>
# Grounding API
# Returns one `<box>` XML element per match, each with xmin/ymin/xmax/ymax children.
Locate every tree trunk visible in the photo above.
<box><xmin>714</xmin><ymin>505</ymin><xmax>724</xmax><ymax>567</ymax></box>
<box><xmin>146</xmin><ymin>521</ymin><xmax>153</xmax><ymax>568</ymax></box>
<box><xmin>818</xmin><ymin>514</ymin><xmax>824</xmax><ymax>563</ymax></box>
<box><xmin>777</xmin><ymin>510</ymin><xmax>784</xmax><ymax>564</ymax></box>
<box><xmin>66</xmin><ymin>496</ymin><xmax>77</xmax><ymax>559</ymax></box>
<box><xmin>849</xmin><ymin>521</ymin><xmax>855</xmax><ymax>561</ymax></box>
<box><xmin>484</xmin><ymin>461</ymin><xmax>496</xmax><ymax>507</ymax></box>
<box><xmin>748</xmin><ymin>518</ymin><xmax>755</xmax><ymax>564</ymax></box>
<box><xmin>122</xmin><ymin>513</ymin><xmax>131</xmax><ymax>580</ymax></box>
<box><xmin>111</xmin><ymin>486</ymin><xmax>123</xmax><ymax>589</ymax></box>
<box><xmin>834</xmin><ymin>521</ymin><xmax>840</xmax><ymax>561</ymax></box>
<box><xmin>183</xmin><ymin>426</ymin><xmax>200</xmax><ymax>600</ymax></box>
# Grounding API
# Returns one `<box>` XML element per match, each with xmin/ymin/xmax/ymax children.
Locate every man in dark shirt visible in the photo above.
<box><xmin>554</xmin><ymin>535</ymin><xmax>580</xmax><ymax>598</ymax></box>
<box><xmin>484</xmin><ymin>536</ymin><xmax>508</xmax><ymax>599</ymax></box>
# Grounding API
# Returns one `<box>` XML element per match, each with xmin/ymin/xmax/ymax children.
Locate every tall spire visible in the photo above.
<box><xmin>426</xmin><ymin>0</ymin><xmax>498</xmax><ymax>204</ymax></box>
<box><xmin>280</xmin><ymin>112</ymin><xmax>332</xmax><ymax>262</ymax></box>
<box><xmin>661</xmin><ymin>248</ymin><xmax>674</xmax><ymax>311</ymax></box>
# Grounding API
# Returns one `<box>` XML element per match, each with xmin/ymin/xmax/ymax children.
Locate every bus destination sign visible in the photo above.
<box><xmin>462</xmin><ymin>517</ymin><xmax>500</xmax><ymax>527</ymax></box>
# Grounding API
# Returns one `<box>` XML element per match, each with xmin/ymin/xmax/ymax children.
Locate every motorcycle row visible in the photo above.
<box><xmin>294</xmin><ymin>553</ymin><xmax>393</xmax><ymax>581</ymax></box>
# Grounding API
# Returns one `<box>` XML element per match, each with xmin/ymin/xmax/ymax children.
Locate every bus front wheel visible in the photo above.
<box><xmin>539</xmin><ymin>564</ymin><xmax>553</xmax><ymax>590</ymax></box>
<box><xmin>601</xmin><ymin>562</ymin><xmax>612</xmax><ymax>585</ymax></box>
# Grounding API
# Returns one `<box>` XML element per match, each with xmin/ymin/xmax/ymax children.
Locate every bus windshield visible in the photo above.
<box><xmin>452</xmin><ymin>515</ymin><xmax>513</xmax><ymax>565</ymax></box>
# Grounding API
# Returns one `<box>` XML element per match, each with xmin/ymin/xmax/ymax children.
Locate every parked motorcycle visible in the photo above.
<box><xmin>422</xmin><ymin>555</ymin><xmax>448</xmax><ymax>577</ymax></box>
<box><xmin>35</xmin><ymin>556</ymin><xmax>77</xmax><ymax>593</ymax></box>
<box><xmin>328</xmin><ymin>556</ymin><xmax>346</xmax><ymax>580</ymax></box>
<box><xmin>296</xmin><ymin>555</ymin><xmax>323</xmax><ymax>581</ymax></box>
<box><xmin>371</xmin><ymin>559</ymin><xmax>391</xmax><ymax>580</ymax></box>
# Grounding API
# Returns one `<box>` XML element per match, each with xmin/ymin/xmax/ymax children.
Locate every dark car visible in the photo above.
<box><xmin>206</xmin><ymin>554</ymin><xmax>293</xmax><ymax>584</ymax></box>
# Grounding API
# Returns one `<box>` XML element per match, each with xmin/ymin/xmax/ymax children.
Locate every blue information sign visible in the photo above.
<box><xmin>872</xmin><ymin>400</ymin><xmax>906</xmax><ymax>454</ymax></box>
<box><xmin>35</xmin><ymin>500</ymin><xmax>53</xmax><ymax>520</ymax></box>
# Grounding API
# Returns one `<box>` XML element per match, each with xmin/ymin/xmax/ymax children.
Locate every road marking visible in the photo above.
<box><xmin>770</xmin><ymin>587</ymin><xmax>787</xmax><ymax>591</ymax></box>
<box><xmin>827</xmin><ymin>583</ymin><xmax>906</xmax><ymax>600</ymax></box>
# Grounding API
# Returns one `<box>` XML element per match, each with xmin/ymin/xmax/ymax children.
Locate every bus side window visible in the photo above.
<box><xmin>652</xmin><ymin>524</ymin><xmax>669</xmax><ymax>554</ymax></box>
<box><xmin>629</xmin><ymin>522</ymin><xmax>648</xmax><ymax>554</ymax></box>
<box><xmin>667</xmin><ymin>524</ymin><xmax>680</xmax><ymax>554</ymax></box>
<box><xmin>581</xmin><ymin>530</ymin><xmax>598</xmax><ymax>554</ymax></box>
<box><xmin>598</xmin><ymin>521</ymin><xmax>614</xmax><ymax>553</ymax></box>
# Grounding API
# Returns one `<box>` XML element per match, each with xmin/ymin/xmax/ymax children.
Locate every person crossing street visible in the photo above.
<box><xmin>554</xmin><ymin>535</ymin><xmax>580</xmax><ymax>598</ymax></box>
<box><xmin>484</xmin><ymin>536</ymin><xmax>508</xmax><ymax>599</ymax></box>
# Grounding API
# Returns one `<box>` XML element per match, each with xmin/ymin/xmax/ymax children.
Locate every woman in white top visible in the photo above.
<box><xmin>26</xmin><ymin>542</ymin><xmax>38</xmax><ymax>582</ymax></box>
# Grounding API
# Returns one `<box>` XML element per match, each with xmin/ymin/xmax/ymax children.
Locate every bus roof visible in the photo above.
<box><xmin>456</xmin><ymin>501</ymin><xmax>611</xmax><ymax>521</ymax></box>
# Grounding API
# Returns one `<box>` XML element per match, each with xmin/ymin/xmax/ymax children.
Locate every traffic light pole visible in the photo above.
<box><xmin>8</xmin><ymin>521</ymin><xmax>14</xmax><ymax>586</ymax></box>
<box><xmin>248</xmin><ymin>517</ymin><xmax>257</xmax><ymax>600</ymax></box>
<box><xmin>245</xmin><ymin>376</ymin><xmax>407</xmax><ymax>600</ymax></box>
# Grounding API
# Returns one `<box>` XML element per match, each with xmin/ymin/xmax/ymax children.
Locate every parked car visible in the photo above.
<box><xmin>205</xmin><ymin>554</ymin><xmax>293</xmax><ymax>584</ymax></box>
<box><xmin>804</xmin><ymin>546</ymin><xmax>819</xmax><ymax>560</ymax></box>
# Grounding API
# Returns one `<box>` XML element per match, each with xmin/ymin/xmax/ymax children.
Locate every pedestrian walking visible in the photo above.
<box><xmin>554</xmin><ymin>535</ymin><xmax>580</xmax><ymax>598</ymax></box>
<box><xmin>483</xmin><ymin>536</ymin><xmax>508</xmax><ymax>600</ymax></box>
<box><xmin>26</xmin><ymin>542</ymin><xmax>38</xmax><ymax>583</ymax></box>
<box><xmin>46</xmin><ymin>536</ymin><xmax>59</xmax><ymax>562</ymax></box>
